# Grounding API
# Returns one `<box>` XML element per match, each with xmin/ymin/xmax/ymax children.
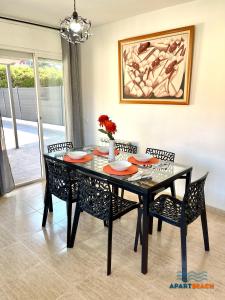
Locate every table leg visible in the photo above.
<box><xmin>185</xmin><ymin>169</ymin><xmax>192</xmax><ymax>191</ymax></box>
<box><xmin>141</xmin><ymin>192</ymin><xmax>151</xmax><ymax>274</ymax></box>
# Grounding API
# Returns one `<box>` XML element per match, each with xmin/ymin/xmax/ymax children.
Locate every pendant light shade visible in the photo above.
<box><xmin>60</xmin><ymin>0</ymin><xmax>91</xmax><ymax>44</ymax></box>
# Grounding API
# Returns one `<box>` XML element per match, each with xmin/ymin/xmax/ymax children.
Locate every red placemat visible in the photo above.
<box><xmin>63</xmin><ymin>154</ymin><xmax>93</xmax><ymax>163</ymax></box>
<box><xmin>103</xmin><ymin>164</ymin><xmax>138</xmax><ymax>176</ymax></box>
<box><xmin>93</xmin><ymin>149</ymin><xmax>120</xmax><ymax>156</ymax></box>
<box><xmin>128</xmin><ymin>156</ymin><xmax>160</xmax><ymax>166</ymax></box>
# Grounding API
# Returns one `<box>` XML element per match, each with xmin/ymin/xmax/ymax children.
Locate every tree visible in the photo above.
<box><xmin>0</xmin><ymin>64</ymin><xmax>63</xmax><ymax>88</ymax></box>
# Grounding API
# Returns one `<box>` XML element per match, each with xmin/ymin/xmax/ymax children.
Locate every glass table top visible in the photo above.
<box><xmin>46</xmin><ymin>145</ymin><xmax>192</xmax><ymax>193</ymax></box>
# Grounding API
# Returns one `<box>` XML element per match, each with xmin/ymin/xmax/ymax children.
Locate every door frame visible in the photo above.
<box><xmin>33</xmin><ymin>53</ymin><xmax>68</xmax><ymax>179</ymax></box>
<box><xmin>0</xmin><ymin>47</ymin><xmax>68</xmax><ymax>185</ymax></box>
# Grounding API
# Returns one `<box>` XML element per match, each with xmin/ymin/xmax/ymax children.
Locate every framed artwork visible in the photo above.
<box><xmin>118</xmin><ymin>26</ymin><xmax>194</xmax><ymax>104</ymax></box>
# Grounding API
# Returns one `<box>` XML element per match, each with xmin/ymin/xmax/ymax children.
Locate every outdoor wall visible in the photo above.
<box><xmin>80</xmin><ymin>0</ymin><xmax>225</xmax><ymax>210</ymax></box>
<box><xmin>0</xmin><ymin>87</ymin><xmax>64</xmax><ymax>125</ymax></box>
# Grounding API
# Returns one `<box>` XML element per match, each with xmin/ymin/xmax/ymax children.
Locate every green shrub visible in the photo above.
<box><xmin>0</xmin><ymin>65</ymin><xmax>7</xmax><ymax>88</ymax></box>
<box><xmin>0</xmin><ymin>65</ymin><xmax>63</xmax><ymax>88</ymax></box>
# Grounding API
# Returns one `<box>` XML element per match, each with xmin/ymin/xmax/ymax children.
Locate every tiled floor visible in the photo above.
<box><xmin>2</xmin><ymin>118</ymin><xmax>65</xmax><ymax>184</ymax></box>
<box><xmin>0</xmin><ymin>182</ymin><xmax>225</xmax><ymax>299</ymax></box>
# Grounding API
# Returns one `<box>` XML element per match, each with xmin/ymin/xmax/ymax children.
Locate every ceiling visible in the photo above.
<box><xmin>0</xmin><ymin>0</ymin><xmax>194</xmax><ymax>28</ymax></box>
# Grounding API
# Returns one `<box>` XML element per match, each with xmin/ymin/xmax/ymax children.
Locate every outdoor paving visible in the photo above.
<box><xmin>3</xmin><ymin>118</ymin><xmax>65</xmax><ymax>185</ymax></box>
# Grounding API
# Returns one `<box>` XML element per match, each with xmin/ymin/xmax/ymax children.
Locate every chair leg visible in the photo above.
<box><xmin>49</xmin><ymin>194</ymin><xmax>53</xmax><ymax>212</ymax></box>
<box><xmin>180</xmin><ymin>225</ymin><xmax>187</xmax><ymax>282</ymax></box>
<box><xmin>138</xmin><ymin>194</ymin><xmax>143</xmax><ymax>203</ymax></box>
<box><xmin>134</xmin><ymin>208</ymin><xmax>142</xmax><ymax>252</ymax></box>
<box><xmin>69</xmin><ymin>204</ymin><xmax>81</xmax><ymax>248</ymax></box>
<box><xmin>107</xmin><ymin>220</ymin><xmax>113</xmax><ymax>275</ymax></box>
<box><xmin>42</xmin><ymin>188</ymin><xmax>50</xmax><ymax>227</ymax></box>
<box><xmin>201</xmin><ymin>210</ymin><xmax>210</xmax><ymax>251</ymax></box>
<box><xmin>140</xmin><ymin>224</ymin><xmax>143</xmax><ymax>245</ymax></box>
<box><xmin>157</xmin><ymin>220</ymin><xmax>162</xmax><ymax>232</ymax></box>
<box><xmin>170</xmin><ymin>182</ymin><xmax>176</xmax><ymax>197</ymax></box>
<box><xmin>121</xmin><ymin>188</ymin><xmax>124</xmax><ymax>199</ymax></box>
<box><xmin>66</xmin><ymin>201</ymin><xmax>72</xmax><ymax>248</ymax></box>
<box><xmin>149</xmin><ymin>216</ymin><xmax>153</xmax><ymax>234</ymax></box>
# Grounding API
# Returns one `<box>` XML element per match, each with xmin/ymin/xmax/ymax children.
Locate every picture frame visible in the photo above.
<box><xmin>118</xmin><ymin>26</ymin><xmax>194</xmax><ymax>105</ymax></box>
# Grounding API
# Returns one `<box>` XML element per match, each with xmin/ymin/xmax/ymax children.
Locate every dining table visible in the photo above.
<box><xmin>45</xmin><ymin>145</ymin><xmax>192</xmax><ymax>275</ymax></box>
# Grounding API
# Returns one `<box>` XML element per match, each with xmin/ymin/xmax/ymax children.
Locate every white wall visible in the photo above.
<box><xmin>80</xmin><ymin>0</ymin><xmax>225</xmax><ymax>210</ymax></box>
<box><xmin>0</xmin><ymin>19</ymin><xmax>61</xmax><ymax>57</ymax></box>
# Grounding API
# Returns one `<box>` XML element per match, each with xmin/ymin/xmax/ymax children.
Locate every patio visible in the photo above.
<box><xmin>3</xmin><ymin>117</ymin><xmax>65</xmax><ymax>184</ymax></box>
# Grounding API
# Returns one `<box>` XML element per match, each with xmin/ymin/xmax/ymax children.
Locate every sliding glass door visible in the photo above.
<box><xmin>0</xmin><ymin>50</ymin><xmax>67</xmax><ymax>186</ymax></box>
<box><xmin>0</xmin><ymin>50</ymin><xmax>41</xmax><ymax>185</ymax></box>
<box><xmin>36</xmin><ymin>58</ymin><xmax>66</xmax><ymax>153</ymax></box>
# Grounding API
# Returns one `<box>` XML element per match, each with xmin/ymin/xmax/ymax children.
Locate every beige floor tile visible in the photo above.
<box><xmin>0</xmin><ymin>242</ymin><xmax>41</xmax><ymax>286</ymax></box>
<box><xmin>20</xmin><ymin>224</ymin><xmax>67</xmax><ymax>260</ymax></box>
<box><xmin>25</xmin><ymin>194</ymin><xmax>61</xmax><ymax>211</ymax></box>
<box><xmin>0</xmin><ymin>224</ymin><xmax>18</xmax><ymax>249</ymax></box>
<box><xmin>24</xmin><ymin>194</ymin><xmax>45</xmax><ymax>211</ymax></box>
<box><xmin>1</xmin><ymin>183</ymin><xmax>225</xmax><ymax>299</ymax></box>
<box><xmin>59</xmin><ymin>270</ymin><xmax>156</xmax><ymax>300</ymax></box>
<box><xmin>0</xmin><ymin>196</ymin><xmax>35</xmax><ymax>223</ymax></box>
<box><xmin>2</xmin><ymin>262</ymin><xmax>69</xmax><ymax>300</ymax></box>
<box><xmin>44</xmin><ymin>244</ymin><xmax>106</xmax><ymax>285</ymax></box>
<box><xmin>38</xmin><ymin>201</ymin><xmax>72</xmax><ymax>225</ymax></box>
<box><xmin>0</xmin><ymin>288</ymin><xmax>11</xmax><ymax>300</ymax></box>
<box><xmin>57</xmin><ymin>211</ymin><xmax>105</xmax><ymax>243</ymax></box>
<box><xmin>56</xmin><ymin>289</ymin><xmax>91</xmax><ymax>300</ymax></box>
<box><xmin>4</xmin><ymin>183</ymin><xmax>44</xmax><ymax>204</ymax></box>
<box><xmin>0</xmin><ymin>211</ymin><xmax>45</xmax><ymax>237</ymax></box>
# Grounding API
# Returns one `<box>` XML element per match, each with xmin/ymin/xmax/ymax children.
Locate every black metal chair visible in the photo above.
<box><xmin>69</xmin><ymin>170</ymin><xmax>140</xmax><ymax>275</ymax></box>
<box><xmin>146</xmin><ymin>147</ymin><xmax>175</xmax><ymax>162</ymax></box>
<box><xmin>47</xmin><ymin>142</ymin><xmax>74</xmax><ymax>153</ymax></box>
<box><xmin>42</xmin><ymin>155</ymin><xmax>77</xmax><ymax>247</ymax></box>
<box><xmin>134</xmin><ymin>173</ymin><xmax>209</xmax><ymax>282</ymax></box>
<box><xmin>146</xmin><ymin>147</ymin><xmax>176</xmax><ymax>233</ymax></box>
<box><xmin>47</xmin><ymin>142</ymin><xmax>74</xmax><ymax>212</ymax></box>
<box><xmin>115</xmin><ymin>142</ymin><xmax>138</xmax><ymax>199</ymax></box>
<box><xmin>115</xmin><ymin>142</ymin><xmax>138</xmax><ymax>155</ymax></box>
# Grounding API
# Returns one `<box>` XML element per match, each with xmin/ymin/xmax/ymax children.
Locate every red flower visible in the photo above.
<box><xmin>98</xmin><ymin>115</ymin><xmax>109</xmax><ymax>127</ymax></box>
<box><xmin>104</xmin><ymin>120</ymin><xmax>117</xmax><ymax>134</ymax></box>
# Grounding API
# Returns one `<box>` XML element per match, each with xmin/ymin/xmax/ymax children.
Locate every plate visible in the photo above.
<box><xmin>67</xmin><ymin>151</ymin><xmax>87</xmax><ymax>159</ymax></box>
<box><xmin>133</xmin><ymin>154</ymin><xmax>153</xmax><ymax>162</ymax></box>
<box><xmin>128</xmin><ymin>156</ymin><xmax>160</xmax><ymax>166</ymax></box>
<box><xmin>109</xmin><ymin>160</ymin><xmax>132</xmax><ymax>171</ymax></box>
<box><xmin>97</xmin><ymin>146</ymin><xmax>109</xmax><ymax>154</ymax></box>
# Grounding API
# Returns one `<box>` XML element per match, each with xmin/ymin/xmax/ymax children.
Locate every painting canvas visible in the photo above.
<box><xmin>118</xmin><ymin>26</ymin><xmax>194</xmax><ymax>104</ymax></box>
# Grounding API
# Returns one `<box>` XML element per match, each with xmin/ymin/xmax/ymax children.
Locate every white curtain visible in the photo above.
<box><xmin>61</xmin><ymin>38</ymin><xmax>84</xmax><ymax>147</ymax></box>
<box><xmin>0</xmin><ymin>114</ymin><xmax>15</xmax><ymax>196</ymax></box>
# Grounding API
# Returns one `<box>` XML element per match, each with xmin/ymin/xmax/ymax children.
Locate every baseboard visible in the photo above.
<box><xmin>206</xmin><ymin>204</ymin><xmax>225</xmax><ymax>217</ymax></box>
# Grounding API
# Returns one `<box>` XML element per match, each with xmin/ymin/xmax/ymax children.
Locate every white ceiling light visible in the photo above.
<box><xmin>60</xmin><ymin>0</ymin><xmax>91</xmax><ymax>44</ymax></box>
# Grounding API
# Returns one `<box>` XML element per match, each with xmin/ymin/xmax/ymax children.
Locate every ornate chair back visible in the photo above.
<box><xmin>47</xmin><ymin>142</ymin><xmax>74</xmax><ymax>153</ymax></box>
<box><xmin>146</xmin><ymin>147</ymin><xmax>175</xmax><ymax>162</ymax></box>
<box><xmin>44</xmin><ymin>155</ymin><xmax>71</xmax><ymax>201</ymax></box>
<box><xmin>115</xmin><ymin>142</ymin><xmax>137</xmax><ymax>154</ymax></box>
<box><xmin>182</xmin><ymin>173</ymin><xmax>208</xmax><ymax>224</ymax></box>
<box><xmin>76</xmin><ymin>170</ymin><xmax>115</xmax><ymax>221</ymax></box>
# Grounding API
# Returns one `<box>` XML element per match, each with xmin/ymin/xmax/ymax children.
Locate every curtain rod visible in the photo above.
<box><xmin>0</xmin><ymin>16</ymin><xmax>59</xmax><ymax>31</ymax></box>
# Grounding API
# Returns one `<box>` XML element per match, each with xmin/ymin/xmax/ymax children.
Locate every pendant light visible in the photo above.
<box><xmin>60</xmin><ymin>0</ymin><xmax>91</xmax><ymax>44</ymax></box>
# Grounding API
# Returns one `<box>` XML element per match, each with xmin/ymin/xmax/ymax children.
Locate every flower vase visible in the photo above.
<box><xmin>108</xmin><ymin>140</ymin><xmax>115</xmax><ymax>162</ymax></box>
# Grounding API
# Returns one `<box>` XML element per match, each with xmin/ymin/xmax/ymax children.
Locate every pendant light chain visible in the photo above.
<box><xmin>74</xmin><ymin>0</ymin><xmax>76</xmax><ymax>12</ymax></box>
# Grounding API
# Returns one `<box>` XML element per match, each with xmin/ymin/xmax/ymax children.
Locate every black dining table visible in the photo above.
<box><xmin>45</xmin><ymin>145</ymin><xmax>192</xmax><ymax>274</ymax></box>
